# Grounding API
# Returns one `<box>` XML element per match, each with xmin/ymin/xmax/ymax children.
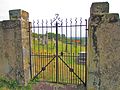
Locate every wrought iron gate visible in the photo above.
<box><xmin>29</xmin><ymin>14</ymin><xmax>88</xmax><ymax>86</ymax></box>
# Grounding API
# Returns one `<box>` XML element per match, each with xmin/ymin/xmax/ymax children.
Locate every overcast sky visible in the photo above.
<box><xmin>0</xmin><ymin>0</ymin><xmax>120</xmax><ymax>21</ymax></box>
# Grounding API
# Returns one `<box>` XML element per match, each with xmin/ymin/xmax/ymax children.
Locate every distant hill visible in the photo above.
<box><xmin>67</xmin><ymin>37</ymin><xmax>86</xmax><ymax>45</ymax></box>
<box><xmin>67</xmin><ymin>37</ymin><xmax>86</xmax><ymax>39</ymax></box>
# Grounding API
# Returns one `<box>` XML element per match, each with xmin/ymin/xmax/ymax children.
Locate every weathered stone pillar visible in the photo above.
<box><xmin>88</xmin><ymin>2</ymin><xmax>120</xmax><ymax>90</ymax></box>
<box><xmin>10</xmin><ymin>9</ymin><xmax>30</xmax><ymax>85</ymax></box>
<box><xmin>0</xmin><ymin>9</ymin><xmax>30</xmax><ymax>86</ymax></box>
<box><xmin>0</xmin><ymin>22</ymin><xmax>4</xmax><ymax>75</ymax></box>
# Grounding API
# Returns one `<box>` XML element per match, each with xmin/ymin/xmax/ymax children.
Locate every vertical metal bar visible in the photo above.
<box><xmin>61</xmin><ymin>20</ymin><xmax>63</xmax><ymax>83</ymax></box>
<box><xmin>78</xmin><ymin>18</ymin><xmax>80</xmax><ymax>84</ymax></box>
<box><xmin>29</xmin><ymin>22</ymin><xmax>32</xmax><ymax>78</ymax></box>
<box><xmin>69</xmin><ymin>53</ymin><xmax>70</xmax><ymax>83</ymax></box>
<box><xmin>61</xmin><ymin>20</ymin><xmax>63</xmax><ymax>53</ymax></box>
<box><xmin>65</xmin><ymin>19</ymin><xmax>68</xmax><ymax>52</ymax></box>
<box><xmin>42</xmin><ymin>20</ymin><xmax>44</xmax><ymax>79</ymax></box>
<box><xmin>50</xmin><ymin>20</ymin><xmax>53</xmax><ymax>54</ymax></box>
<box><xmin>59</xmin><ymin>54</ymin><xmax>61</xmax><ymax>82</ymax></box>
<box><xmin>33</xmin><ymin>21</ymin><xmax>36</xmax><ymax>77</ymax></box>
<box><xmin>75</xmin><ymin>18</ymin><xmax>77</xmax><ymax>55</ymax></box>
<box><xmin>65</xmin><ymin>19</ymin><xmax>69</xmax><ymax>84</ymax></box>
<box><xmin>45</xmin><ymin>52</ymin><xmax>46</xmax><ymax>81</ymax></box>
<box><xmin>50</xmin><ymin>20</ymin><xmax>54</xmax><ymax>82</ymax></box>
<box><xmin>39</xmin><ymin>20</ymin><xmax>42</xmax><ymax>80</ymax></box>
<box><xmin>85</xmin><ymin>19</ymin><xmax>88</xmax><ymax>87</ymax></box>
<box><xmin>43</xmin><ymin>20</ymin><xmax>45</xmax><ymax>80</ymax></box>
<box><xmin>56</xmin><ymin>21</ymin><xmax>59</xmax><ymax>83</ymax></box>
<box><xmin>79</xmin><ymin>18</ymin><xmax>82</xmax><ymax>85</ymax></box>
<box><xmin>75</xmin><ymin>18</ymin><xmax>77</xmax><ymax>84</ymax></box>
<box><xmin>46</xmin><ymin>20</ymin><xmax>48</xmax><ymax>81</ymax></box>
<box><xmin>73</xmin><ymin>53</ymin><xmax>75</xmax><ymax>84</ymax></box>
<box><xmin>37</xmin><ymin>20</ymin><xmax>40</xmax><ymax>78</ymax></box>
<box><xmin>70</xmin><ymin>19</ymin><xmax>72</xmax><ymax>84</ymax></box>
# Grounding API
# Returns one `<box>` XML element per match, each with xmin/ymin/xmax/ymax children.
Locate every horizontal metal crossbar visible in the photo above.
<box><xmin>31</xmin><ymin>25</ymin><xmax>86</xmax><ymax>28</ymax></box>
<box><xmin>31</xmin><ymin>54</ymin><xmax>85</xmax><ymax>57</ymax></box>
<box><xmin>31</xmin><ymin>54</ymin><xmax>55</xmax><ymax>57</ymax></box>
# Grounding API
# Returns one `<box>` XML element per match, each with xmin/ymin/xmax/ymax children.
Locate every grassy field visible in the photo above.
<box><xmin>31</xmin><ymin>39</ymin><xmax>86</xmax><ymax>85</ymax></box>
<box><xmin>32</xmin><ymin>39</ymin><xmax>85</xmax><ymax>54</ymax></box>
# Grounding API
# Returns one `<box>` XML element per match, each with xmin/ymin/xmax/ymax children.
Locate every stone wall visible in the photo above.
<box><xmin>88</xmin><ymin>2</ymin><xmax>120</xmax><ymax>90</ymax></box>
<box><xmin>0</xmin><ymin>9</ymin><xmax>30</xmax><ymax>86</ymax></box>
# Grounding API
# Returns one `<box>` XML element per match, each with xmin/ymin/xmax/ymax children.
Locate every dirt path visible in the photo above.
<box><xmin>32</xmin><ymin>82</ymin><xmax>85</xmax><ymax>90</ymax></box>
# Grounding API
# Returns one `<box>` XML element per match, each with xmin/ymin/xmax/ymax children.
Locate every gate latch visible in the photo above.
<box><xmin>61</xmin><ymin>52</ymin><xmax>63</xmax><ymax>56</ymax></box>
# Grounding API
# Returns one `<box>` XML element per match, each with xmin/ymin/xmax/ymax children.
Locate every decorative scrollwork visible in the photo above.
<box><xmin>52</xmin><ymin>14</ymin><xmax>61</xmax><ymax>24</ymax></box>
<box><xmin>80</xmin><ymin>17</ymin><xmax>82</xmax><ymax>25</ymax></box>
<box><xmin>33</xmin><ymin>20</ymin><xmax>35</xmax><ymax>28</ymax></box>
<box><xmin>70</xmin><ymin>18</ymin><xmax>72</xmax><ymax>24</ymax></box>
<box><xmin>37</xmin><ymin>20</ymin><xmax>39</xmax><ymax>25</ymax></box>
<box><xmin>75</xmin><ymin>18</ymin><xmax>77</xmax><ymax>24</ymax></box>
<box><xmin>61</xmin><ymin>19</ymin><xmax>63</xmax><ymax>25</ymax></box>
<box><xmin>46</xmin><ymin>19</ymin><xmax>48</xmax><ymax>25</ymax></box>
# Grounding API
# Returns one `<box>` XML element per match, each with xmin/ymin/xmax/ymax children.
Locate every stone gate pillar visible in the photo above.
<box><xmin>0</xmin><ymin>9</ymin><xmax>30</xmax><ymax>86</ymax></box>
<box><xmin>10</xmin><ymin>9</ymin><xmax>30</xmax><ymax>85</ymax></box>
<box><xmin>88</xmin><ymin>2</ymin><xmax>120</xmax><ymax>90</ymax></box>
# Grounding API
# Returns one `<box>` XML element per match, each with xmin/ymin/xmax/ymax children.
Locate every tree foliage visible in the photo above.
<box><xmin>32</xmin><ymin>32</ymin><xmax>65</xmax><ymax>40</ymax></box>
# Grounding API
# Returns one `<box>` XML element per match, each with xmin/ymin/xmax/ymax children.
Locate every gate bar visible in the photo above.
<box><xmin>56</xmin><ymin>21</ymin><xmax>59</xmax><ymax>83</ymax></box>
<box><xmin>30</xmin><ymin>25</ymin><xmax>86</xmax><ymax>28</ymax></box>
<box><xmin>85</xmin><ymin>19</ymin><xmax>88</xmax><ymax>87</ymax></box>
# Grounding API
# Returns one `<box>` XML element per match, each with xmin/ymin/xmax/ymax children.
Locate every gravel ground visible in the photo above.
<box><xmin>32</xmin><ymin>82</ymin><xmax>86</xmax><ymax>90</ymax></box>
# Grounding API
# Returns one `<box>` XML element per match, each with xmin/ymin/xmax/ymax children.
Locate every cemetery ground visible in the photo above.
<box><xmin>31</xmin><ymin>39</ymin><xmax>86</xmax><ymax>84</ymax></box>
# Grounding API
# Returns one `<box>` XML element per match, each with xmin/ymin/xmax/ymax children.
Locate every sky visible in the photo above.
<box><xmin>0</xmin><ymin>0</ymin><xmax>120</xmax><ymax>21</ymax></box>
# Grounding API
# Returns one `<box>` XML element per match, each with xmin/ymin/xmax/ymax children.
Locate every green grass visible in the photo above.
<box><xmin>32</xmin><ymin>39</ymin><xmax>85</xmax><ymax>54</ymax></box>
<box><xmin>0</xmin><ymin>76</ymin><xmax>34</xmax><ymax>90</ymax></box>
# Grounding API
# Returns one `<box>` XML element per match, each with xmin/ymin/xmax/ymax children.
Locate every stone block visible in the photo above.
<box><xmin>2</xmin><ymin>20</ymin><xmax>21</xmax><ymax>29</ymax></box>
<box><xmin>90</xmin><ymin>2</ymin><xmax>109</xmax><ymax>15</ymax></box>
<box><xmin>89</xmin><ymin>13</ymin><xmax>119</xmax><ymax>26</ymax></box>
<box><xmin>103</xmin><ymin>13</ymin><xmax>119</xmax><ymax>23</ymax></box>
<box><xmin>9</xmin><ymin>9</ymin><xmax>29</xmax><ymax>21</ymax></box>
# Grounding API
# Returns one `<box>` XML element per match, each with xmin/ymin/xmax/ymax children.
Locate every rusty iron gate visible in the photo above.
<box><xmin>29</xmin><ymin>14</ymin><xmax>88</xmax><ymax>86</ymax></box>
